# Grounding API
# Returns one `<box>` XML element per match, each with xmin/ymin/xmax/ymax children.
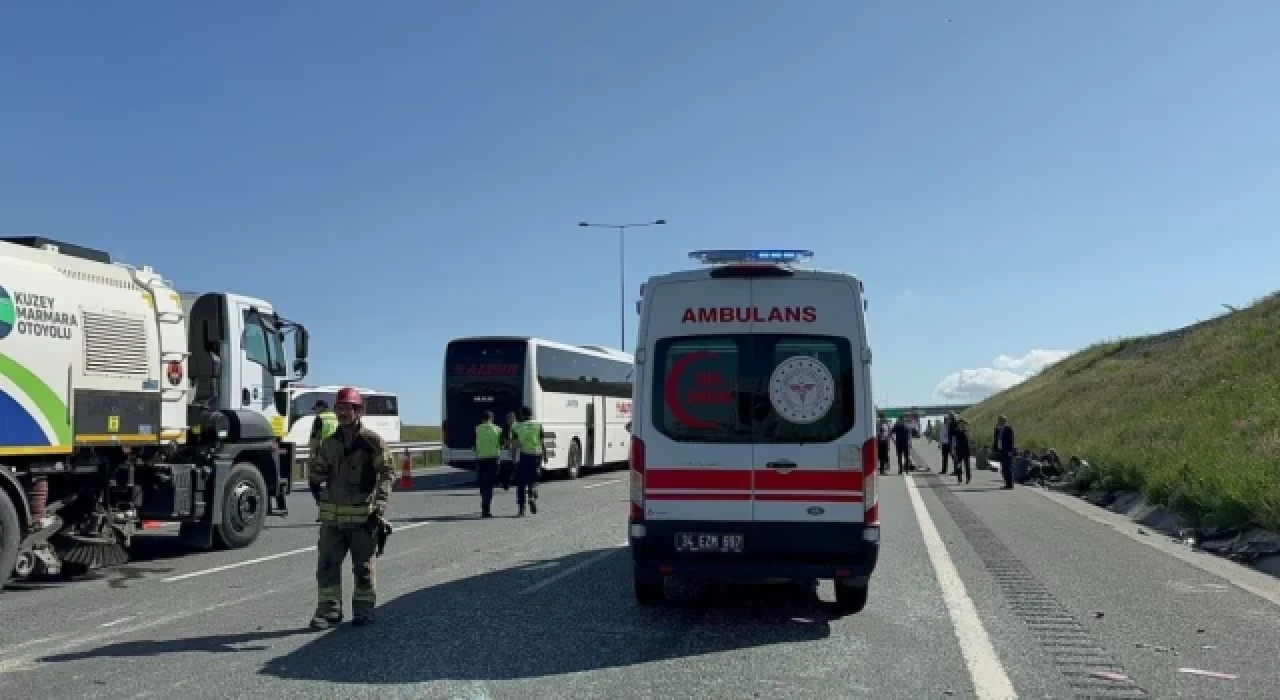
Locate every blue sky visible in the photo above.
<box><xmin>3</xmin><ymin>1</ymin><xmax>1278</xmax><ymax>424</ymax></box>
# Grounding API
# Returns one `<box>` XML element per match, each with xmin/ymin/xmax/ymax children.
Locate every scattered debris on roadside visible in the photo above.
<box><xmin>1178</xmin><ymin>667</ymin><xmax>1238</xmax><ymax>680</ymax></box>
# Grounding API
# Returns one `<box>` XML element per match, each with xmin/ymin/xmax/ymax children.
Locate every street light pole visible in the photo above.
<box><xmin>577</xmin><ymin>219</ymin><xmax>666</xmax><ymax>351</ymax></box>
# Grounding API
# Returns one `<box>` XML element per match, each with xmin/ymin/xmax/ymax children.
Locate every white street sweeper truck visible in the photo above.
<box><xmin>0</xmin><ymin>237</ymin><xmax>311</xmax><ymax>585</ymax></box>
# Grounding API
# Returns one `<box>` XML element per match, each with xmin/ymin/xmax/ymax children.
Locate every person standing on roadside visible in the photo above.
<box><xmin>308</xmin><ymin>387</ymin><xmax>395</xmax><ymax>629</ymax></box>
<box><xmin>993</xmin><ymin>415</ymin><xmax>1016</xmax><ymax>489</ymax></box>
<box><xmin>305</xmin><ymin>400</ymin><xmax>339</xmax><ymax>521</ymax></box>
<box><xmin>876</xmin><ymin>413</ymin><xmax>892</xmax><ymax>475</ymax></box>
<box><xmin>511</xmin><ymin>405</ymin><xmax>547</xmax><ymax>516</ymax></box>
<box><xmin>498</xmin><ymin>411</ymin><xmax>518</xmax><ymax>491</ymax></box>
<box><xmin>892</xmin><ymin>416</ymin><xmax>911</xmax><ymax>473</ymax></box>
<box><xmin>473</xmin><ymin>411</ymin><xmax>502</xmax><ymax>518</ymax></box>
<box><xmin>937</xmin><ymin>416</ymin><xmax>952</xmax><ymax>476</ymax></box>
<box><xmin>952</xmin><ymin>419</ymin><xmax>972</xmax><ymax>484</ymax></box>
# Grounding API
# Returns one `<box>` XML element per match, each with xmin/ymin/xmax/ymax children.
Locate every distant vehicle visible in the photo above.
<box><xmin>440</xmin><ymin>337</ymin><xmax>633</xmax><ymax>479</ymax></box>
<box><xmin>286</xmin><ymin>385</ymin><xmax>401</xmax><ymax>445</ymax></box>
<box><xmin>627</xmin><ymin>249</ymin><xmax>879</xmax><ymax>613</ymax></box>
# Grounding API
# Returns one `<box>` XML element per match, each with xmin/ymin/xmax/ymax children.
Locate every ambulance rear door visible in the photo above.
<box><xmin>642</xmin><ymin>277</ymin><xmax>754</xmax><ymax>524</ymax></box>
<box><xmin>749</xmin><ymin>275</ymin><xmax>865</xmax><ymax>524</ymax></box>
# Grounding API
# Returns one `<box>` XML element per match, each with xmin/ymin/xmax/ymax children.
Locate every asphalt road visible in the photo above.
<box><xmin>1</xmin><ymin>442</ymin><xmax>1278</xmax><ymax>699</ymax></box>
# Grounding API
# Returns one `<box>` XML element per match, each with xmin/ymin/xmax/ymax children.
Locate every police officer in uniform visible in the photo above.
<box><xmin>511</xmin><ymin>405</ymin><xmax>547</xmax><ymax>517</ymax></box>
<box><xmin>307</xmin><ymin>400</ymin><xmax>340</xmax><ymax>522</ymax></box>
<box><xmin>498</xmin><ymin>411</ymin><xmax>518</xmax><ymax>491</ymax></box>
<box><xmin>309</xmin><ymin>400</ymin><xmax>338</xmax><ymax>453</ymax></box>
<box><xmin>474</xmin><ymin>411</ymin><xmax>502</xmax><ymax>518</ymax></box>
<box><xmin>307</xmin><ymin>387</ymin><xmax>395</xmax><ymax>629</ymax></box>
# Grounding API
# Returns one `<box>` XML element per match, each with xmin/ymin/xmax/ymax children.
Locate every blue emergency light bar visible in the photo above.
<box><xmin>688</xmin><ymin>249</ymin><xmax>815</xmax><ymax>265</ymax></box>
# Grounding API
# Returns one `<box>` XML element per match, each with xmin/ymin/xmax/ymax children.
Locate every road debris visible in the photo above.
<box><xmin>1178</xmin><ymin>667</ymin><xmax>1238</xmax><ymax>680</ymax></box>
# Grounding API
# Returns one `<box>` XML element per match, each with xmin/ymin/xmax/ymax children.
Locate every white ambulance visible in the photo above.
<box><xmin>627</xmin><ymin>249</ymin><xmax>880</xmax><ymax>613</ymax></box>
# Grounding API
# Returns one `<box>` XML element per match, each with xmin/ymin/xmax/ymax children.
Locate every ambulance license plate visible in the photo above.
<box><xmin>675</xmin><ymin>533</ymin><xmax>744</xmax><ymax>553</ymax></box>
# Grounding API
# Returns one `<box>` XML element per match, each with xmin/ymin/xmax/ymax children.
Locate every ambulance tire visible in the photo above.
<box><xmin>633</xmin><ymin>571</ymin><xmax>665</xmax><ymax>605</ymax></box>
<box><xmin>834</xmin><ymin>578</ymin><xmax>869</xmax><ymax>614</ymax></box>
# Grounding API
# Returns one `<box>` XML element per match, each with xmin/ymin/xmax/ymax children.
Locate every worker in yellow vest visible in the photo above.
<box><xmin>474</xmin><ymin>410</ymin><xmax>502</xmax><ymax>518</ymax></box>
<box><xmin>307</xmin><ymin>400</ymin><xmax>340</xmax><ymax>519</ymax></box>
<box><xmin>510</xmin><ymin>405</ymin><xmax>547</xmax><ymax>517</ymax></box>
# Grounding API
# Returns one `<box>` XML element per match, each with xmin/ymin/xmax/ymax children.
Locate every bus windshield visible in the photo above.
<box><xmin>444</xmin><ymin>339</ymin><xmax>527</xmax><ymax>450</ymax></box>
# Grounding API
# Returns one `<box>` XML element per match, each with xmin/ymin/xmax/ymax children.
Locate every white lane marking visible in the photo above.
<box><xmin>1028</xmin><ymin>486</ymin><xmax>1280</xmax><ymax>609</ymax></box>
<box><xmin>99</xmin><ymin>615</ymin><xmax>137</xmax><ymax>628</ymax></box>
<box><xmin>161</xmin><ymin>521</ymin><xmax>433</xmax><ymax>583</ymax></box>
<box><xmin>519</xmin><ymin>546</ymin><xmax>624</xmax><ymax>595</ymax></box>
<box><xmin>905</xmin><ymin>475</ymin><xmax>1018</xmax><ymax>700</ymax></box>
<box><xmin>583</xmin><ymin>478</ymin><xmax>622</xmax><ymax>489</ymax></box>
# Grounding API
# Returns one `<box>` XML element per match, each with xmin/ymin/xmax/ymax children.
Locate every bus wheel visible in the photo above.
<box><xmin>565</xmin><ymin>440</ymin><xmax>583</xmax><ymax>480</ymax></box>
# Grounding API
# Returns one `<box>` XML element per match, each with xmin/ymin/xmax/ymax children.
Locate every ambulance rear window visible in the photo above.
<box><xmin>652</xmin><ymin>334</ymin><xmax>855</xmax><ymax>444</ymax></box>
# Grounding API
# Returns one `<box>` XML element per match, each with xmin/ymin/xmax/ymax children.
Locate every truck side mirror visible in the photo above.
<box><xmin>292</xmin><ymin>358</ymin><xmax>309</xmax><ymax>379</ymax></box>
<box><xmin>295</xmin><ymin>327</ymin><xmax>310</xmax><ymax>360</ymax></box>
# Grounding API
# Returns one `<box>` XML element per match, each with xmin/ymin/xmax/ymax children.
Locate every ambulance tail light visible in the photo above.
<box><xmin>862</xmin><ymin>437</ymin><xmax>879</xmax><ymax>526</ymax></box>
<box><xmin>629</xmin><ymin>436</ymin><xmax>646</xmax><ymax>522</ymax></box>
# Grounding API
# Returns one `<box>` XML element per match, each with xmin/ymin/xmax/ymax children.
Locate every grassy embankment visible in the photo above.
<box><xmin>402</xmin><ymin>425</ymin><xmax>443</xmax><ymax>466</ymax></box>
<box><xmin>959</xmin><ymin>291</ymin><xmax>1280</xmax><ymax>532</ymax></box>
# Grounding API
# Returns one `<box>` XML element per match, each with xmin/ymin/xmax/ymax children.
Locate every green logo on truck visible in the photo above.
<box><xmin>0</xmin><ymin>285</ymin><xmax>13</xmax><ymax>340</ymax></box>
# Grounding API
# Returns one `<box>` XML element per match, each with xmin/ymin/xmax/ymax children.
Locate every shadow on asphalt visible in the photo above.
<box><xmin>31</xmin><ymin>547</ymin><xmax>835</xmax><ymax>681</ymax></box>
<box><xmin>257</xmin><ymin>546</ymin><xmax>834</xmax><ymax>683</ymax></box>
<box><xmin>38</xmin><ymin>629</ymin><xmax>317</xmax><ymax>662</ymax></box>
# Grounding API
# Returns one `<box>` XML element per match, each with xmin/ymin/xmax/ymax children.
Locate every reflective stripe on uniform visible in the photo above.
<box><xmin>317</xmin><ymin>584</ymin><xmax>343</xmax><ymax>606</ymax></box>
<box><xmin>318</xmin><ymin>501</ymin><xmax>376</xmax><ymax>523</ymax></box>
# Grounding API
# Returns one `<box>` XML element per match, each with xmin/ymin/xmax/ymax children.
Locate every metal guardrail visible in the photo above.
<box><xmin>294</xmin><ymin>441</ymin><xmax>442</xmax><ymax>462</ymax></box>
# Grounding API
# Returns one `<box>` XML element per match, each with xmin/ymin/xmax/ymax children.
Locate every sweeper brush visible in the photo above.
<box><xmin>57</xmin><ymin>532</ymin><xmax>129</xmax><ymax>571</ymax></box>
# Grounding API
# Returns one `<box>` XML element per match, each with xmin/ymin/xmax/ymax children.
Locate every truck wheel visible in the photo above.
<box><xmin>834</xmin><ymin>578</ymin><xmax>869</xmax><ymax>614</ymax></box>
<box><xmin>634</xmin><ymin>571</ymin><xmax>665</xmax><ymax>605</ymax></box>
<box><xmin>0</xmin><ymin>490</ymin><xmax>20</xmax><ymax>589</ymax></box>
<box><xmin>215</xmin><ymin>463</ymin><xmax>267</xmax><ymax>550</ymax></box>
<box><xmin>565</xmin><ymin>440</ymin><xmax>583</xmax><ymax>480</ymax></box>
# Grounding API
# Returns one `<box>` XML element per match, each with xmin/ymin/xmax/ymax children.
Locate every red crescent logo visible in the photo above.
<box><xmin>663</xmin><ymin>350</ymin><xmax>719</xmax><ymax>429</ymax></box>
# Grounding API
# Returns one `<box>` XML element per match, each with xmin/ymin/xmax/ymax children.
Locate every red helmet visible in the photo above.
<box><xmin>335</xmin><ymin>387</ymin><xmax>364</xmax><ymax>407</ymax></box>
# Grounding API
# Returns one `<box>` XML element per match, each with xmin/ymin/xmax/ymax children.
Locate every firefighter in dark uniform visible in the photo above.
<box><xmin>307</xmin><ymin>387</ymin><xmax>395</xmax><ymax>629</ymax></box>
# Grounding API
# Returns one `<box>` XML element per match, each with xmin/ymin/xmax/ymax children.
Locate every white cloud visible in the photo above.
<box><xmin>934</xmin><ymin>349</ymin><xmax>1071</xmax><ymax>402</ymax></box>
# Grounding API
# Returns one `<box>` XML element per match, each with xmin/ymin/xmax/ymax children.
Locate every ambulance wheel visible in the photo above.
<box><xmin>565</xmin><ymin>440</ymin><xmax>583</xmax><ymax>480</ymax></box>
<box><xmin>834</xmin><ymin>578</ymin><xmax>869</xmax><ymax>614</ymax></box>
<box><xmin>634</xmin><ymin>571</ymin><xmax>665</xmax><ymax>605</ymax></box>
<box><xmin>214</xmin><ymin>463</ymin><xmax>267</xmax><ymax>550</ymax></box>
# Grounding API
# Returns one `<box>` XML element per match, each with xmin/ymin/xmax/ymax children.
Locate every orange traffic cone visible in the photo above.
<box><xmin>399</xmin><ymin>451</ymin><xmax>412</xmax><ymax>490</ymax></box>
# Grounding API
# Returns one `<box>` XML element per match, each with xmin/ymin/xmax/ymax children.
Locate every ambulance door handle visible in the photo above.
<box><xmin>766</xmin><ymin>460</ymin><xmax>797</xmax><ymax>469</ymax></box>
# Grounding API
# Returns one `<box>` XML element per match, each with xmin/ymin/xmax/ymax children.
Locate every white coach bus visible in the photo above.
<box><xmin>440</xmin><ymin>336</ymin><xmax>634</xmax><ymax>479</ymax></box>
<box><xmin>286</xmin><ymin>385</ymin><xmax>402</xmax><ymax>446</ymax></box>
